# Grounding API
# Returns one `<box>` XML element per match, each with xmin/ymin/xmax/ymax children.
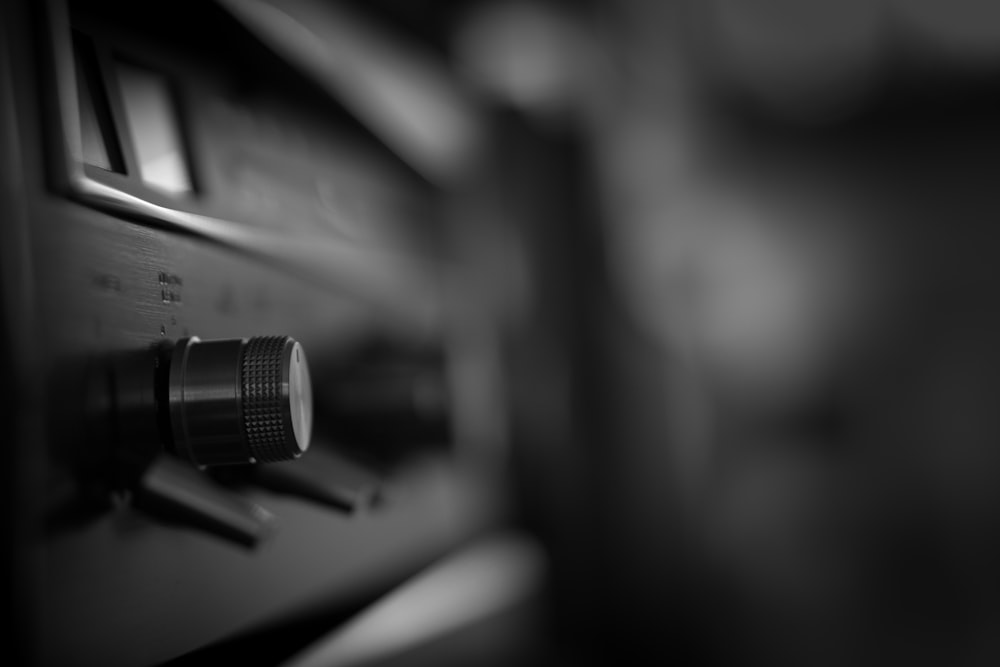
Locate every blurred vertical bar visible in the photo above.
<box><xmin>0</xmin><ymin>0</ymin><xmax>43</xmax><ymax>664</ymax></box>
<box><xmin>464</xmin><ymin>99</ymin><xmax>689</xmax><ymax>663</ymax></box>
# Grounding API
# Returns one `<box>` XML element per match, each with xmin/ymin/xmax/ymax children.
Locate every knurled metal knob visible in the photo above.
<box><xmin>167</xmin><ymin>336</ymin><xmax>313</xmax><ymax>466</ymax></box>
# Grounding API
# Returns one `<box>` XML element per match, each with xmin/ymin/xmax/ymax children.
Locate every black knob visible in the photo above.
<box><xmin>168</xmin><ymin>336</ymin><xmax>313</xmax><ymax>466</ymax></box>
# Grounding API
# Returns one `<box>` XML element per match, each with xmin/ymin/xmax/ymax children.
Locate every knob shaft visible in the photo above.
<box><xmin>168</xmin><ymin>336</ymin><xmax>312</xmax><ymax>466</ymax></box>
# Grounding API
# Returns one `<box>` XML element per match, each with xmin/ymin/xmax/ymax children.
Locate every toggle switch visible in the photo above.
<box><xmin>167</xmin><ymin>336</ymin><xmax>313</xmax><ymax>467</ymax></box>
<box><xmin>136</xmin><ymin>455</ymin><xmax>276</xmax><ymax>547</ymax></box>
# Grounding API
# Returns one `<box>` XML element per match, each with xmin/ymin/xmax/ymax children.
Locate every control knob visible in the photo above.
<box><xmin>167</xmin><ymin>336</ymin><xmax>312</xmax><ymax>466</ymax></box>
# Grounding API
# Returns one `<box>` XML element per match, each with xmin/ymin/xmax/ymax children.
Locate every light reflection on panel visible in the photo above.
<box><xmin>117</xmin><ymin>62</ymin><xmax>192</xmax><ymax>195</ymax></box>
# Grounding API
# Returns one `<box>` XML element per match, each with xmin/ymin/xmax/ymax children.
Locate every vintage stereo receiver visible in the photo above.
<box><xmin>0</xmin><ymin>0</ymin><xmax>509</xmax><ymax>664</ymax></box>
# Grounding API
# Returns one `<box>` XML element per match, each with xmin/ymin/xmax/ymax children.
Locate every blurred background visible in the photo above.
<box><xmin>4</xmin><ymin>0</ymin><xmax>1000</xmax><ymax>665</ymax></box>
<box><xmin>451</xmin><ymin>1</ymin><xmax>1000</xmax><ymax>665</ymax></box>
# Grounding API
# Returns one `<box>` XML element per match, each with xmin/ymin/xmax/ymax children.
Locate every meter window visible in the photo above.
<box><xmin>116</xmin><ymin>62</ymin><xmax>193</xmax><ymax>195</ymax></box>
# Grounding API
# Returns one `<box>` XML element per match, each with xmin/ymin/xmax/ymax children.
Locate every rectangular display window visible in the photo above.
<box><xmin>73</xmin><ymin>33</ymin><xmax>124</xmax><ymax>173</ymax></box>
<box><xmin>116</xmin><ymin>61</ymin><xmax>193</xmax><ymax>195</ymax></box>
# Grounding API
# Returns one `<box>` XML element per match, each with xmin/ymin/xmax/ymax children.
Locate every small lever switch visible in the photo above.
<box><xmin>137</xmin><ymin>455</ymin><xmax>275</xmax><ymax>547</ymax></box>
<box><xmin>168</xmin><ymin>336</ymin><xmax>313</xmax><ymax>467</ymax></box>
